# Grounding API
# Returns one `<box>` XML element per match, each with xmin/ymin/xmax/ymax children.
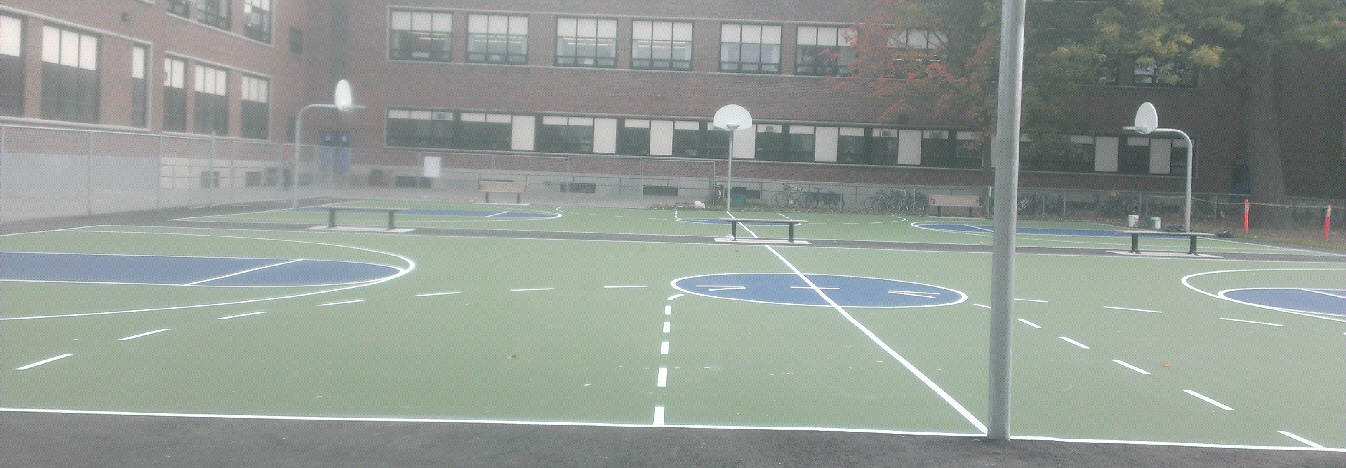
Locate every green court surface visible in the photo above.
<box><xmin>3</xmin><ymin>203</ymin><xmax>1343</xmax><ymax>452</ymax></box>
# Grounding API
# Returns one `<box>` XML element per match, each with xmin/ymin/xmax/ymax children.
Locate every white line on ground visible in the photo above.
<box><xmin>657</xmin><ymin>367</ymin><xmax>668</xmax><ymax>387</ymax></box>
<box><xmin>1017</xmin><ymin>318</ymin><xmax>1042</xmax><ymax>329</ymax></box>
<box><xmin>664</xmin><ymin>305</ymin><xmax>672</xmax><ymax>316</ymax></box>
<box><xmin>415</xmin><ymin>291</ymin><xmax>461</xmax><ymax>297</ymax></box>
<box><xmin>1184</xmin><ymin>389</ymin><xmax>1234</xmax><ymax>411</ymax></box>
<box><xmin>185</xmin><ymin>259</ymin><xmax>302</xmax><ymax>286</ymax></box>
<box><xmin>1112</xmin><ymin>360</ymin><xmax>1151</xmax><ymax>375</ymax></box>
<box><xmin>1219</xmin><ymin>318</ymin><xmax>1283</xmax><ymax>327</ymax></box>
<box><xmin>318</xmin><ymin>299</ymin><xmax>364</xmax><ymax>307</ymax></box>
<box><xmin>217</xmin><ymin>311</ymin><xmax>266</xmax><ymax>320</ymax></box>
<box><xmin>653</xmin><ymin>406</ymin><xmax>665</xmax><ymax>426</ymax></box>
<box><xmin>604</xmin><ymin>285</ymin><xmax>648</xmax><ymax>289</ymax></box>
<box><xmin>118</xmin><ymin>329</ymin><xmax>170</xmax><ymax>341</ymax></box>
<box><xmin>1305</xmin><ymin>289</ymin><xmax>1346</xmax><ymax>300</ymax></box>
<box><xmin>761</xmin><ymin>244</ymin><xmax>988</xmax><ymax>435</ymax></box>
<box><xmin>973</xmin><ymin>303</ymin><xmax>991</xmax><ymax>309</ymax></box>
<box><xmin>15</xmin><ymin>354</ymin><xmax>73</xmax><ymax>370</ymax></box>
<box><xmin>509</xmin><ymin>288</ymin><xmax>554</xmax><ymax>292</ymax></box>
<box><xmin>1278</xmin><ymin>430</ymin><xmax>1324</xmax><ymax>448</ymax></box>
<box><xmin>1059</xmin><ymin>336</ymin><xmax>1091</xmax><ymax>349</ymax></box>
<box><xmin>1104</xmin><ymin>306</ymin><xmax>1163</xmax><ymax>314</ymax></box>
<box><xmin>661</xmin><ymin>341</ymin><xmax>670</xmax><ymax>355</ymax></box>
<box><xmin>663</xmin><ymin>321</ymin><xmax>671</xmax><ymax>333</ymax></box>
<box><xmin>667</xmin><ymin>294</ymin><xmax>684</xmax><ymax>301</ymax></box>
<box><xmin>1015</xmin><ymin>298</ymin><xmax>1049</xmax><ymax>303</ymax></box>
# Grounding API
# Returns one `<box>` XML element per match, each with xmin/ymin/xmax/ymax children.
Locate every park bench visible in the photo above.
<box><xmin>480</xmin><ymin>180</ymin><xmax>527</xmax><ymax>204</ymax></box>
<box><xmin>926</xmin><ymin>194</ymin><xmax>984</xmax><ymax>217</ymax></box>
<box><xmin>324</xmin><ymin>206</ymin><xmax>404</xmax><ymax>230</ymax></box>
<box><xmin>720</xmin><ymin>218</ymin><xmax>806</xmax><ymax>243</ymax></box>
<box><xmin>1121</xmin><ymin>230</ymin><xmax>1214</xmax><ymax>255</ymax></box>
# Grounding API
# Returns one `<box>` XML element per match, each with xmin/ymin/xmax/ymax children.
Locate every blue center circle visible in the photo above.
<box><xmin>671</xmin><ymin>273</ymin><xmax>965</xmax><ymax>308</ymax></box>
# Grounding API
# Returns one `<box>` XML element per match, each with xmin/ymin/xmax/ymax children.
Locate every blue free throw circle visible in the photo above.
<box><xmin>671</xmin><ymin>273</ymin><xmax>965</xmax><ymax>308</ymax></box>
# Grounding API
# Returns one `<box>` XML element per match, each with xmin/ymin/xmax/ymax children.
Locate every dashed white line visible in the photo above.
<box><xmin>1104</xmin><ymin>306</ymin><xmax>1163</xmax><ymax>314</ymax></box>
<box><xmin>667</xmin><ymin>294</ymin><xmax>683</xmax><ymax>301</ymax></box>
<box><xmin>664</xmin><ymin>305</ymin><xmax>672</xmax><ymax>316</ymax></box>
<box><xmin>1059</xmin><ymin>336</ymin><xmax>1091</xmax><ymax>349</ymax></box>
<box><xmin>1278</xmin><ymin>430</ymin><xmax>1324</xmax><ymax>448</ymax></box>
<box><xmin>318</xmin><ymin>299</ymin><xmax>364</xmax><ymax>307</ymax></box>
<box><xmin>415</xmin><ymin>291</ymin><xmax>461</xmax><ymax>297</ymax></box>
<box><xmin>118</xmin><ymin>329</ymin><xmax>170</xmax><ymax>341</ymax></box>
<box><xmin>16</xmin><ymin>354</ymin><xmax>73</xmax><ymax>370</ymax></box>
<box><xmin>1015</xmin><ymin>298</ymin><xmax>1049</xmax><ymax>303</ymax></box>
<box><xmin>1112</xmin><ymin>360</ymin><xmax>1151</xmax><ymax>375</ymax></box>
<box><xmin>509</xmin><ymin>288</ymin><xmax>554</xmax><ymax>292</ymax></box>
<box><xmin>656</xmin><ymin>367</ymin><xmax>668</xmax><ymax>387</ymax></box>
<box><xmin>217</xmin><ymin>311</ymin><xmax>266</xmax><ymax>320</ymax></box>
<box><xmin>1017</xmin><ymin>318</ymin><xmax>1042</xmax><ymax>329</ymax></box>
<box><xmin>660</xmin><ymin>341</ymin><xmax>670</xmax><ymax>355</ymax></box>
<box><xmin>1219</xmin><ymin>318</ymin><xmax>1283</xmax><ymax>327</ymax></box>
<box><xmin>604</xmin><ymin>285</ymin><xmax>647</xmax><ymax>289</ymax></box>
<box><xmin>653</xmin><ymin>406</ymin><xmax>666</xmax><ymax>426</ymax></box>
<box><xmin>1184</xmin><ymin>390</ymin><xmax>1234</xmax><ymax>411</ymax></box>
<box><xmin>662</xmin><ymin>321</ymin><xmax>671</xmax><ymax>333</ymax></box>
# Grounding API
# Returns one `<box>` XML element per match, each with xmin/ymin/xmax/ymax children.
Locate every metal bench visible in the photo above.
<box><xmin>480</xmin><ymin>180</ymin><xmax>527</xmax><ymax>204</ymax></box>
<box><xmin>324</xmin><ymin>206</ymin><xmax>404</xmax><ymax>230</ymax></box>
<box><xmin>926</xmin><ymin>194</ymin><xmax>983</xmax><ymax>217</ymax></box>
<box><xmin>720</xmin><ymin>218</ymin><xmax>806</xmax><ymax>243</ymax></box>
<box><xmin>1121</xmin><ymin>230</ymin><xmax>1214</xmax><ymax>255</ymax></box>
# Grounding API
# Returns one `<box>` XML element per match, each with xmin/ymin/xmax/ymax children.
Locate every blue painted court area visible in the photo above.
<box><xmin>918</xmin><ymin>223</ymin><xmax>1188</xmax><ymax>238</ymax></box>
<box><xmin>0</xmin><ymin>252</ymin><xmax>399</xmax><ymax>286</ymax></box>
<box><xmin>1222</xmin><ymin>288</ymin><xmax>1346</xmax><ymax>315</ymax></box>
<box><xmin>299</xmin><ymin>207</ymin><xmax>557</xmax><ymax>219</ymax></box>
<box><xmin>673</xmin><ymin>273</ymin><xmax>965</xmax><ymax>308</ymax></box>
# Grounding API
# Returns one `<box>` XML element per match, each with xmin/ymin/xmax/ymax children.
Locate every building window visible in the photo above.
<box><xmin>836</xmin><ymin>127</ymin><xmax>865</xmax><ymax>164</ymax></box>
<box><xmin>244</xmin><ymin>0</ymin><xmax>272</xmax><ymax>43</ymax></box>
<box><xmin>389</xmin><ymin>9</ymin><xmax>452</xmax><ymax>62</ymax></box>
<box><xmin>457</xmin><ymin>113</ymin><xmax>512</xmax><ymax>150</ymax></box>
<box><xmin>0</xmin><ymin>15</ymin><xmax>24</xmax><ymax>116</ymax></box>
<box><xmin>632</xmin><ymin>20</ymin><xmax>692</xmax><ymax>71</ymax></box>
<box><xmin>556</xmin><ymin>17</ymin><xmax>616</xmax><ymax>67</ymax></box>
<box><xmin>163</xmin><ymin>57</ymin><xmax>187</xmax><ymax>132</ymax></box>
<box><xmin>785</xmin><ymin>126</ymin><xmax>816</xmax><ymax>162</ymax></box>
<box><xmin>796</xmin><ymin>26</ymin><xmax>854</xmax><ymax>76</ymax></box>
<box><xmin>756</xmin><ymin>124</ymin><xmax>785</xmax><ymax>160</ymax></box>
<box><xmin>289</xmin><ymin>27</ymin><xmax>303</xmax><ymax>54</ymax></box>
<box><xmin>40</xmin><ymin>26</ymin><xmax>99</xmax><ymax>123</ymax></box>
<box><xmin>197</xmin><ymin>0</ymin><xmax>231</xmax><ymax>30</ymax></box>
<box><xmin>538</xmin><ymin>116</ymin><xmax>594</xmax><ymax>153</ymax></box>
<box><xmin>386</xmin><ymin>109</ymin><xmax>454</xmax><ymax>148</ymax></box>
<box><xmin>888</xmin><ymin>29</ymin><xmax>947</xmax><ymax>53</ymax></box>
<box><xmin>193</xmin><ymin>64</ymin><xmax>228</xmax><ymax>135</ymax></box>
<box><xmin>167</xmin><ymin>0</ymin><xmax>190</xmax><ymax>18</ymax></box>
<box><xmin>467</xmin><ymin>14</ymin><xmax>527</xmax><ymax>65</ymax></box>
<box><xmin>704</xmin><ymin>126</ymin><xmax>730</xmax><ymax>157</ymax></box>
<box><xmin>131</xmin><ymin>45</ymin><xmax>148</xmax><ymax>127</ymax></box>
<box><xmin>671</xmin><ymin>121</ymin><xmax>702</xmax><ymax>157</ymax></box>
<box><xmin>870</xmin><ymin>129</ymin><xmax>904</xmax><ymax>165</ymax></box>
<box><xmin>240</xmin><ymin>75</ymin><xmax>269</xmax><ymax>139</ymax></box>
<box><xmin>618</xmin><ymin>119</ymin><xmax>651</xmax><ymax>155</ymax></box>
<box><xmin>720</xmin><ymin>23</ymin><xmax>780</xmax><ymax>73</ymax></box>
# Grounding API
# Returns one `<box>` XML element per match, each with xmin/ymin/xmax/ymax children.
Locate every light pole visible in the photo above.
<box><xmin>1125</xmin><ymin>102</ymin><xmax>1194</xmax><ymax>231</ymax></box>
<box><xmin>713</xmin><ymin>104</ymin><xmax>752</xmax><ymax>213</ymax></box>
<box><xmin>292</xmin><ymin>79</ymin><xmax>363</xmax><ymax>208</ymax></box>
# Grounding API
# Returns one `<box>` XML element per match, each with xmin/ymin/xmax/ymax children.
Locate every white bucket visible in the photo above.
<box><xmin>1127</xmin><ymin>215</ymin><xmax>1139</xmax><ymax>227</ymax></box>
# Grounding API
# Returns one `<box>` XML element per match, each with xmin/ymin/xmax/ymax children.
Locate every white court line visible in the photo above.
<box><xmin>667</xmin><ymin>294</ymin><xmax>684</xmax><ymax>301</ymax></box>
<box><xmin>1059</xmin><ymin>336</ymin><xmax>1091</xmax><ymax>349</ymax></box>
<box><xmin>1017</xmin><ymin>318</ymin><xmax>1042</xmax><ymax>329</ymax></box>
<box><xmin>1278</xmin><ymin>430</ymin><xmax>1324</xmax><ymax>448</ymax></box>
<box><xmin>664</xmin><ymin>305</ymin><xmax>672</xmax><ymax>316</ymax></box>
<box><xmin>604</xmin><ymin>285</ymin><xmax>647</xmax><ymax>289</ymax></box>
<box><xmin>510</xmin><ymin>287</ymin><xmax>554</xmax><ymax>292</ymax></box>
<box><xmin>415</xmin><ymin>291</ymin><xmax>461</xmax><ymax>297</ymax></box>
<box><xmin>185</xmin><ymin>259</ymin><xmax>302</xmax><ymax>286</ymax></box>
<box><xmin>1305</xmin><ymin>288</ymin><xmax>1346</xmax><ymax>300</ymax></box>
<box><xmin>1184</xmin><ymin>390</ymin><xmax>1234</xmax><ymax>411</ymax></box>
<box><xmin>1219</xmin><ymin>318</ymin><xmax>1283</xmax><ymax>327</ymax></box>
<box><xmin>1015</xmin><ymin>298</ymin><xmax>1048</xmax><ymax>303</ymax></box>
<box><xmin>118</xmin><ymin>329</ymin><xmax>170</xmax><ymax>341</ymax></box>
<box><xmin>656</xmin><ymin>367</ymin><xmax>668</xmax><ymax>387</ymax></box>
<box><xmin>1104</xmin><ymin>306</ymin><xmax>1162</xmax><ymax>314</ymax></box>
<box><xmin>15</xmin><ymin>354</ymin><xmax>73</xmax><ymax>370</ymax></box>
<box><xmin>663</xmin><ymin>321</ymin><xmax>671</xmax><ymax>333</ymax></box>
<box><xmin>318</xmin><ymin>299</ymin><xmax>364</xmax><ymax>307</ymax></box>
<box><xmin>1112</xmin><ymin>360</ymin><xmax>1151</xmax><ymax>375</ymax></box>
<box><xmin>653</xmin><ymin>406</ymin><xmax>666</xmax><ymax>426</ymax></box>
<box><xmin>660</xmin><ymin>341</ymin><xmax>670</xmax><ymax>355</ymax></box>
<box><xmin>218</xmin><ymin>311</ymin><xmax>266</xmax><ymax>320</ymax></box>
<box><xmin>761</xmin><ymin>244</ymin><xmax>988</xmax><ymax>435</ymax></box>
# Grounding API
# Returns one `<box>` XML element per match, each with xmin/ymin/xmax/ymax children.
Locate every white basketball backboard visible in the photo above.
<box><xmin>1133</xmin><ymin>102</ymin><xmax>1158</xmax><ymax>135</ymax></box>
<box><xmin>334</xmin><ymin>79</ymin><xmax>354</xmax><ymax>112</ymax></box>
<box><xmin>713</xmin><ymin>104</ymin><xmax>752</xmax><ymax>131</ymax></box>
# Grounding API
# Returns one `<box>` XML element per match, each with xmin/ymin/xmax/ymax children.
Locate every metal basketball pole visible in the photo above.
<box><xmin>988</xmin><ymin>0</ymin><xmax>1027</xmax><ymax>441</ymax></box>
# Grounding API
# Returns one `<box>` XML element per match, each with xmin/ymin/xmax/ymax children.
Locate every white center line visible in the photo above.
<box><xmin>1278</xmin><ymin>430</ymin><xmax>1324</xmax><ymax>448</ymax></box>
<box><xmin>1184</xmin><ymin>389</ymin><xmax>1234</xmax><ymax>411</ymax></box>
<box><xmin>16</xmin><ymin>353</ymin><xmax>73</xmax><ymax>370</ymax></box>
<box><xmin>656</xmin><ymin>367</ymin><xmax>668</xmax><ymax>387</ymax></box>
<box><xmin>118</xmin><ymin>329</ymin><xmax>170</xmax><ymax>341</ymax></box>
<box><xmin>1112</xmin><ymin>360</ymin><xmax>1151</xmax><ymax>375</ymax></box>
<box><xmin>217</xmin><ymin>311</ymin><xmax>266</xmax><ymax>320</ymax></box>
<box><xmin>186</xmin><ymin>259</ymin><xmax>302</xmax><ymax>286</ymax></box>
<box><xmin>1059</xmin><ymin>336</ymin><xmax>1091</xmax><ymax>349</ymax></box>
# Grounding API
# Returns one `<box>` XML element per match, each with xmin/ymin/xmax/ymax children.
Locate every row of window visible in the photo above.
<box><xmin>385</xmin><ymin>109</ymin><xmax>1187</xmax><ymax>174</ymax></box>
<box><xmin>0</xmin><ymin>12</ymin><xmax>270</xmax><ymax>137</ymax></box>
<box><xmin>388</xmin><ymin>9</ymin><xmax>946</xmax><ymax>76</ymax></box>
<box><xmin>168</xmin><ymin>0</ymin><xmax>273</xmax><ymax>43</ymax></box>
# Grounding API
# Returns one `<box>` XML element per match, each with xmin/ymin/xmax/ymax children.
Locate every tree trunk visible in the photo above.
<box><xmin>1240</xmin><ymin>9</ymin><xmax>1293</xmax><ymax>229</ymax></box>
